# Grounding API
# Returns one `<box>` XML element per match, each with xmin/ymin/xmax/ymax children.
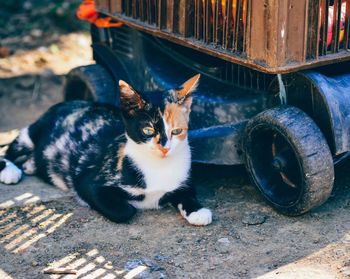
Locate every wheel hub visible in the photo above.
<box><xmin>271</xmin><ymin>155</ymin><xmax>287</xmax><ymax>171</ymax></box>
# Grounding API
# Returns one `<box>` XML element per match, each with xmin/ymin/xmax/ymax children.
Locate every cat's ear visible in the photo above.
<box><xmin>175</xmin><ymin>74</ymin><xmax>200</xmax><ymax>112</ymax></box>
<box><xmin>119</xmin><ymin>80</ymin><xmax>146</xmax><ymax>114</ymax></box>
<box><xmin>177</xmin><ymin>74</ymin><xmax>200</xmax><ymax>99</ymax></box>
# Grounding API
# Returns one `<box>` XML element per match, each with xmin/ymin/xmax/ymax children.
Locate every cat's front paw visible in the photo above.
<box><xmin>0</xmin><ymin>160</ymin><xmax>22</xmax><ymax>184</ymax></box>
<box><xmin>185</xmin><ymin>208</ymin><xmax>212</xmax><ymax>226</ymax></box>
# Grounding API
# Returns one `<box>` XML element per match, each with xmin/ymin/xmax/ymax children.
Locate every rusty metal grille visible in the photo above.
<box><xmin>98</xmin><ymin>0</ymin><xmax>248</xmax><ymax>53</ymax></box>
<box><xmin>96</xmin><ymin>0</ymin><xmax>350</xmax><ymax>73</ymax></box>
<box><xmin>192</xmin><ymin>0</ymin><xmax>248</xmax><ymax>53</ymax></box>
<box><xmin>308</xmin><ymin>0</ymin><xmax>350</xmax><ymax>58</ymax></box>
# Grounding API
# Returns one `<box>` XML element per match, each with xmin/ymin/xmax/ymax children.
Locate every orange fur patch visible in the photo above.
<box><xmin>152</xmin><ymin>134</ymin><xmax>169</xmax><ymax>156</ymax></box>
<box><xmin>152</xmin><ymin>134</ymin><xmax>160</xmax><ymax>145</ymax></box>
<box><xmin>117</xmin><ymin>144</ymin><xmax>125</xmax><ymax>171</ymax></box>
<box><xmin>177</xmin><ymin>74</ymin><xmax>200</xmax><ymax>100</ymax></box>
<box><xmin>164</xmin><ymin>103</ymin><xmax>189</xmax><ymax>141</ymax></box>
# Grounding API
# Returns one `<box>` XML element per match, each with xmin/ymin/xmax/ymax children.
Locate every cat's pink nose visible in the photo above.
<box><xmin>159</xmin><ymin>147</ymin><xmax>170</xmax><ymax>156</ymax></box>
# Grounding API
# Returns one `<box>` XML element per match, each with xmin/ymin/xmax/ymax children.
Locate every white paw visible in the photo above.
<box><xmin>0</xmin><ymin>160</ymin><xmax>22</xmax><ymax>184</ymax></box>
<box><xmin>186</xmin><ymin>208</ymin><xmax>212</xmax><ymax>226</ymax></box>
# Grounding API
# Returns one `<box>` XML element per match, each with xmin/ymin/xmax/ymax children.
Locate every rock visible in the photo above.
<box><xmin>174</xmin><ymin>260</ymin><xmax>183</xmax><ymax>268</ymax></box>
<box><xmin>35</xmin><ymin>57</ymin><xmax>48</xmax><ymax>67</ymax></box>
<box><xmin>124</xmin><ymin>258</ymin><xmax>164</xmax><ymax>278</ymax></box>
<box><xmin>105</xmin><ymin>261</ymin><xmax>113</xmax><ymax>269</ymax></box>
<box><xmin>242</xmin><ymin>211</ymin><xmax>267</xmax><ymax>225</ymax></box>
<box><xmin>38</xmin><ymin>46</ymin><xmax>48</xmax><ymax>53</ymax></box>
<box><xmin>129</xmin><ymin>234</ymin><xmax>141</xmax><ymax>240</ymax></box>
<box><xmin>217</xmin><ymin>244</ymin><xmax>230</xmax><ymax>254</ymax></box>
<box><xmin>341</xmin><ymin>234</ymin><xmax>350</xmax><ymax>244</ymax></box>
<box><xmin>0</xmin><ymin>47</ymin><xmax>10</xmax><ymax>58</ymax></box>
<box><xmin>312</xmin><ymin>238</ymin><xmax>320</xmax><ymax>244</ymax></box>
<box><xmin>49</xmin><ymin>44</ymin><xmax>60</xmax><ymax>54</ymax></box>
<box><xmin>228</xmin><ymin>228</ymin><xmax>241</xmax><ymax>240</ymax></box>
<box><xmin>153</xmin><ymin>254</ymin><xmax>168</xmax><ymax>262</ymax></box>
<box><xmin>217</xmin><ymin>237</ymin><xmax>230</xmax><ymax>244</ymax></box>
<box><xmin>216</xmin><ymin>238</ymin><xmax>230</xmax><ymax>254</ymax></box>
<box><xmin>175</xmin><ymin>237</ymin><xmax>183</xmax><ymax>243</ymax></box>
<box><xmin>341</xmin><ymin>266</ymin><xmax>350</xmax><ymax>277</ymax></box>
<box><xmin>31</xmin><ymin>261</ymin><xmax>38</xmax><ymax>267</ymax></box>
<box><xmin>31</xmin><ymin>29</ymin><xmax>43</xmax><ymax>38</ymax></box>
<box><xmin>23</xmin><ymin>35</ymin><xmax>32</xmax><ymax>43</ymax></box>
<box><xmin>56</xmin><ymin>7</ymin><xmax>65</xmax><ymax>16</ymax></box>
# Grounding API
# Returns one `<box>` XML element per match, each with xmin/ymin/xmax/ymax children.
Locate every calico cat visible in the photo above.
<box><xmin>0</xmin><ymin>74</ymin><xmax>212</xmax><ymax>226</ymax></box>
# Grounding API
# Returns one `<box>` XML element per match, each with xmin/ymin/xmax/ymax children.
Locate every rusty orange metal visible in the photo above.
<box><xmin>77</xmin><ymin>0</ymin><xmax>123</xmax><ymax>28</ymax></box>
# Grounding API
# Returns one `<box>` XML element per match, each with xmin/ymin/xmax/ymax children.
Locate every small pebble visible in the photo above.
<box><xmin>216</xmin><ymin>238</ymin><xmax>230</xmax><ymax>254</ymax></box>
<box><xmin>56</xmin><ymin>7</ymin><xmax>65</xmax><ymax>16</ymax></box>
<box><xmin>176</xmin><ymin>237</ymin><xmax>183</xmax><ymax>243</ymax></box>
<box><xmin>174</xmin><ymin>260</ymin><xmax>183</xmax><ymax>267</ymax></box>
<box><xmin>341</xmin><ymin>266</ymin><xmax>350</xmax><ymax>277</ymax></box>
<box><xmin>0</xmin><ymin>47</ymin><xmax>10</xmax><ymax>58</ymax></box>
<box><xmin>105</xmin><ymin>261</ymin><xmax>113</xmax><ymax>269</ymax></box>
<box><xmin>217</xmin><ymin>237</ymin><xmax>230</xmax><ymax>244</ymax></box>
<box><xmin>242</xmin><ymin>211</ymin><xmax>267</xmax><ymax>225</ymax></box>
<box><xmin>49</xmin><ymin>44</ymin><xmax>60</xmax><ymax>54</ymax></box>
<box><xmin>23</xmin><ymin>36</ymin><xmax>32</xmax><ymax>43</ymax></box>
<box><xmin>312</xmin><ymin>238</ymin><xmax>320</xmax><ymax>244</ymax></box>
<box><xmin>31</xmin><ymin>29</ymin><xmax>43</xmax><ymax>38</ymax></box>
<box><xmin>129</xmin><ymin>234</ymin><xmax>141</xmax><ymax>240</ymax></box>
<box><xmin>154</xmin><ymin>254</ymin><xmax>168</xmax><ymax>262</ymax></box>
<box><xmin>217</xmin><ymin>244</ymin><xmax>230</xmax><ymax>254</ymax></box>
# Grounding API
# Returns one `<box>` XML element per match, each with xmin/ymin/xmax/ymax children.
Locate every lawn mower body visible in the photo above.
<box><xmin>90</xmin><ymin>24</ymin><xmax>350</xmax><ymax>163</ymax></box>
<box><xmin>64</xmin><ymin>0</ymin><xmax>350</xmax><ymax>215</ymax></box>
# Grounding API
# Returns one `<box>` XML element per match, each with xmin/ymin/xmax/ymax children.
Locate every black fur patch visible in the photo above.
<box><xmin>0</xmin><ymin>160</ymin><xmax>6</xmax><ymax>172</ymax></box>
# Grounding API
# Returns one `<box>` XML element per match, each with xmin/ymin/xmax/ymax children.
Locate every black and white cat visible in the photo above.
<box><xmin>0</xmin><ymin>74</ymin><xmax>212</xmax><ymax>226</ymax></box>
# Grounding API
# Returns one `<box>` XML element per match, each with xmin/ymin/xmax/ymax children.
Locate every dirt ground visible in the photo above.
<box><xmin>1</xmin><ymin>1</ymin><xmax>350</xmax><ymax>279</ymax></box>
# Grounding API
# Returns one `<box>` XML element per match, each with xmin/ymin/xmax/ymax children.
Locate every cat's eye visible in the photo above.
<box><xmin>142</xmin><ymin>127</ymin><xmax>155</xmax><ymax>136</ymax></box>
<box><xmin>171</xmin><ymin>128</ymin><xmax>183</xmax><ymax>135</ymax></box>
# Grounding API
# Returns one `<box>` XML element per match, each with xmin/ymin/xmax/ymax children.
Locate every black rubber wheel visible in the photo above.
<box><xmin>243</xmin><ymin>106</ymin><xmax>334</xmax><ymax>216</ymax></box>
<box><xmin>63</xmin><ymin>64</ymin><xmax>117</xmax><ymax>104</ymax></box>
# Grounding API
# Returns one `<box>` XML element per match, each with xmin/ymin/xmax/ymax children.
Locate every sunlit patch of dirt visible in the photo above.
<box><xmin>0</xmin><ymin>33</ymin><xmax>93</xmax><ymax>78</ymax></box>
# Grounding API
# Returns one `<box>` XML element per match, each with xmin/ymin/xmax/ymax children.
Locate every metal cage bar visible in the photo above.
<box><xmin>101</xmin><ymin>0</ymin><xmax>350</xmax><ymax>73</ymax></box>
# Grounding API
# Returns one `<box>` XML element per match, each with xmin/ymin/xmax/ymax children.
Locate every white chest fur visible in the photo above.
<box><xmin>124</xmin><ymin>138</ymin><xmax>191</xmax><ymax>209</ymax></box>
